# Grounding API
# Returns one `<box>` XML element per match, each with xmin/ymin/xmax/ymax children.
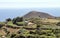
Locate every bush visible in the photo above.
<box><xmin>6</xmin><ymin>18</ymin><xmax>11</xmax><ymax>22</ymax></box>
<box><xmin>16</xmin><ymin>22</ymin><xmax>24</xmax><ymax>26</ymax></box>
<box><xmin>29</xmin><ymin>31</ymin><xmax>36</xmax><ymax>34</ymax></box>
<box><xmin>27</xmin><ymin>36</ymin><xmax>35</xmax><ymax>38</ymax></box>
<box><xmin>40</xmin><ymin>35</ymin><xmax>47</xmax><ymax>38</ymax></box>
<box><xmin>10</xmin><ymin>33</ymin><xmax>16</xmax><ymax>38</ymax></box>
<box><xmin>12</xmin><ymin>17</ymin><xmax>23</xmax><ymax>24</ymax></box>
<box><xmin>56</xmin><ymin>22</ymin><xmax>60</xmax><ymax>26</ymax></box>
<box><xmin>15</xmin><ymin>35</ymin><xmax>25</xmax><ymax>38</ymax></box>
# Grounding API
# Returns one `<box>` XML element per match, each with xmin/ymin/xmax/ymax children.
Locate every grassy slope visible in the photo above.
<box><xmin>0</xmin><ymin>18</ymin><xmax>60</xmax><ymax>38</ymax></box>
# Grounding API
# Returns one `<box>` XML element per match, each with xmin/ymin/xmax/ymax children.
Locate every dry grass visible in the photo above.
<box><xmin>41</xmin><ymin>19</ymin><xmax>60</xmax><ymax>23</ymax></box>
<box><xmin>0</xmin><ymin>30</ymin><xmax>6</xmax><ymax>36</ymax></box>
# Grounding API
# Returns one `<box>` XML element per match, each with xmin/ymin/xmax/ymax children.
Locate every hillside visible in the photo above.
<box><xmin>24</xmin><ymin>11</ymin><xmax>55</xmax><ymax>18</ymax></box>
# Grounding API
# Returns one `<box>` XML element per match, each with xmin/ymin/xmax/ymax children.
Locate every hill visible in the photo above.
<box><xmin>23</xmin><ymin>11</ymin><xmax>55</xmax><ymax>18</ymax></box>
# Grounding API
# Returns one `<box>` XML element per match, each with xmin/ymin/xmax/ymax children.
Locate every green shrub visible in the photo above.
<box><xmin>16</xmin><ymin>22</ymin><xmax>24</xmax><ymax>26</ymax></box>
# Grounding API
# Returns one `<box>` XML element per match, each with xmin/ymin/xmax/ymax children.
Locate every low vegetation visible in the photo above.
<box><xmin>0</xmin><ymin>17</ymin><xmax>60</xmax><ymax>38</ymax></box>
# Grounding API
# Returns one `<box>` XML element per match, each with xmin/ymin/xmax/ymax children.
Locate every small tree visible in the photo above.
<box><xmin>12</xmin><ymin>17</ymin><xmax>23</xmax><ymax>24</ymax></box>
<box><xmin>6</xmin><ymin>18</ymin><xmax>11</xmax><ymax>22</ymax></box>
<box><xmin>12</xmin><ymin>18</ymin><xmax>17</xmax><ymax>24</ymax></box>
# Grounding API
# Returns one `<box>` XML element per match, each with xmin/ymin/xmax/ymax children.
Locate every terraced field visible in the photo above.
<box><xmin>0</xmin><ymin>18</ymin><xmax>60</xmax><ymax>38</ymax></box>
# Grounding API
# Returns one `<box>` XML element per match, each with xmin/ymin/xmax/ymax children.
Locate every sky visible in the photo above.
<box><xmin>0</xmin><ymin>0</ymin><xmax>60</xmax><ymax>21</ymax></box>
<box><xmin>0</xmin><ymin>0</ymin><xmax>60</xmax><ymax>9</ymax></box>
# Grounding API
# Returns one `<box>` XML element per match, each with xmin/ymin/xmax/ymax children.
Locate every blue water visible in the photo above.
<box><xmin>0</xmin><ymin>8</ymin><xmax>60</xmax><ymax>21</ymax></box>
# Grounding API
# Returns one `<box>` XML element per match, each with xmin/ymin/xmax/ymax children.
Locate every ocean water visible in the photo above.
<box><xmin>0</xmin><ymin>8</ymin><xmax>60</xmax><ymax>21</ymax></box>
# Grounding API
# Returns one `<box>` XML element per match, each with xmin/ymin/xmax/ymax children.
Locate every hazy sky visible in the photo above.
<box><xmin>0</xmin><ymin>0</ymin><xmax>60</xmax><ymax>9</ymax></box>
<box><xmin>0</xmin><ymin>0</ymin><xmax>60</xmax><ymax>21</ymax></box>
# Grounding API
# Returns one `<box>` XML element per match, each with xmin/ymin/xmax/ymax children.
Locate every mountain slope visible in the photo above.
<box><xmin>23</xmin><ymin>11</ymin><xmax>55</xmax><ymax>18</ymax></box>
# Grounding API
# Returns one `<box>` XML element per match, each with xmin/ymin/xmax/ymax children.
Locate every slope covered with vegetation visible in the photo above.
<box><xmin>0</xmin><ymin>16</ymin><xmax>60</xmax><ymax>38</ymax></box>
